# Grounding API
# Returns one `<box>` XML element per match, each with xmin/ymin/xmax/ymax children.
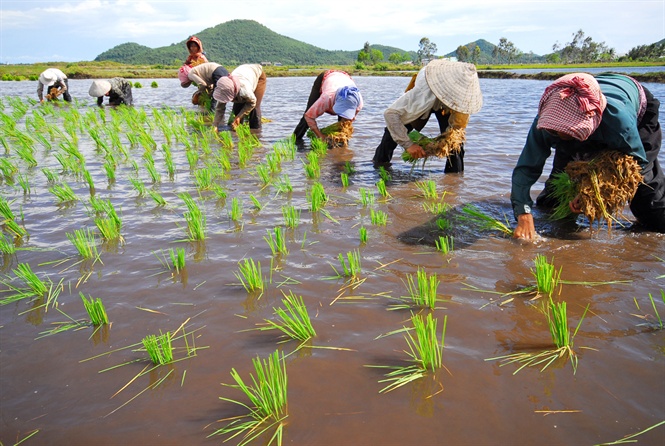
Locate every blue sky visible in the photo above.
<box><xmin>1</xmin><ymin>0</ymin><xmax>663</xmax><ymax>64</ymax></box>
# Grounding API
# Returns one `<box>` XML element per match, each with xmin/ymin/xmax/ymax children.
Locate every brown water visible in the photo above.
<box><xmin>1</xmin><ymin>77</ymin><xmax>664</xmax><ymax>446</ymax></box>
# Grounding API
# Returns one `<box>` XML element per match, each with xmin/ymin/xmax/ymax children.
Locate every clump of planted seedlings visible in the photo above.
<box><xmin>435</xmin><ymin>235</ymin><xmax>454</xmax><ymax>254</ymax></box>
<box><xmin>249</xmin><ymin>195</ymin><xmax>263</xmax><ymax>211</ymax></box>
<box><xmin>281</xmin><ymin>205</ymin><xmax>300</xmax><ymax>229</ymax></box>
<box><xmin>359</xmin><ymin>226</ymin><xmax>367</xmax><ymax>244</ymax></box>
<box><xmin>0</xmin><ymin>196</ymin><xmax>27</xmax><ymax>238</ymax></box>
<box><xmin>378</xmin><ymin>166</ymin><xmax>391</xmax><ymax>182</ymax></box>
<box><xmin>66</xmin><ymin>227</ymin><xmax>100</xmax><ymax>261</ymax></box>
<box><xmin>532</xmin><ymin>254</ymin><xmax>562</xmax><ymax>298</ymax></box>
<box><xmin>415</xmin><ymin>180</ymin><xmax>438</xmax><ymax>199</ymax></box>
<box><xmin>229</xmin><ymin>197</ymin><xmax>243</xmax><ymax>223</ymax></box>
<box><xmin>486</xmin><ymin>297</ymin><xmax>590</xmax><ymax>374</ymax></box>
<box><xmin>390</xmin><ymin>267</ymin><xmax>441</xmax><ymax>310</ymax></box>
<box><xmin>80</xmin><ymin>292</ymin><xmax>109</xmax><ymax>326</ymax></box>
<box><xmin>332</xmin><ymin>249</ymin><xmax>362</xmax><ymax>280</ymax></box>
<box><xmin>170</xmin><ymin>247</ymin><xmax>186</xmax><ymax>273</ymax></box>
<box><xmin>340</xmin><ymin>172</ymin><xmax>349</xmax><ymax>188</ymax></box>
<box><xmin>368</xmin><ymin>312</ymin><xmax>448</xmax><ymax>393</ymax></box>
<box><xmin>142</xmin><ymin>331</ymin><xmax>174</xmax><ymax>365</ymax></box>
<box><xmin>376</xmin><ymin>179</ymin><xmax>390</xmax><ymax>199</ymax></box>
<box><xmin>370</xmin><ymin>209</ymin><xmax>388</xmax><ymax>226</ymax></box>
<box><xmin>210</xmin><ymin>349</ymin><xmax>288</xmax><ymax>445</ymax></box>
<box><xmin>307</xmin><ymin>182</ymin><xmax>327</xmax><ymax>212</ymax></box>
<box><xmin>304</xmin><ymin>151</ymin><xmax>321</xmax><ymax>179</ymax></box>
<box><xmin>180</xmin><ymin>192</ymin><xmax>206</xmax><ymax>241</ymax></box>
<box><xmin>265</xmin><ymin>226</ymin><xmax>289</xmax><ymax>256</ymax></box>
<box><xmin>235</xmin><ymin>258</ymin><xmax>264</xmax><ymax>294</ymax></box>
<box><xmin>359</xmin><ymin>188</ymin><xmax>375</xmax><ymax>206</ymax></box>
<box><xmin>258</xmin><ymin>291</ymin><xmax>316</xmax><ymax>342</ymax></box>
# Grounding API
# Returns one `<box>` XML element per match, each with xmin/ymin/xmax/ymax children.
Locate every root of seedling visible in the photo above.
<box><xmin>565</xmin><ymin>151</ymin><xmax>643</xmax><ymax>228</ymax></box>
<box><xmin>403</xmin><ymin>128</ymin><xmax>466</xmax><ymax>162</ymax></box>
<box><xmin>308</xmin><ymin>121</ymin><xmax>354</xmax><ymax>147</ymax></box>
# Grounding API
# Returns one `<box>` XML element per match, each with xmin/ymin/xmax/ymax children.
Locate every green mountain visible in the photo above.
<box><xmin>95</xmin><ymin>19</ymin><xmax>416</xmax><ymax>66</ymax></box>
<box><xmin>444</xmin><ymin>39</ymin><xmax>545</xmax><ymax>64</ymax></box>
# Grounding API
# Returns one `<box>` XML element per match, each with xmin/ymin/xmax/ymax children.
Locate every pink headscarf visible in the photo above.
<box><xmin>178</xmin><ymin>65</ymin><xmax>192</xmax><ymax>85</ymax></box>
<box><xmin>537</xmin><ymin>73</ymin><xmax>607</xmax><ymax>141</ymax></box>
<box><xmin>213</xmin><ymin>75</ymin><xmax>240</xmax><ymax>103</ymax></box>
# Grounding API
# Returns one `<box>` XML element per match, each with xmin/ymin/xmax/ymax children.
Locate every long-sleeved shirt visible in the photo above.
<box><xmin>187</xmin><ymin>62</ymin><xmax>222</xmax><ymax>89</ymax></box>
<box><xmin>98</xmin><ymin>78</ymin><xmax>133</xmax><ymax>106</ymax></box>
<box><xmin>511</xmin><ymin>73</ymin><xmax>647</xmax><ymax>219</ymax></box>
<box><xmin>229</xmin><ymin>64</ymin><xmax>263</xmax><ymax>121</ymax></box>
<box><xmin>384</xmin><ymin>67</ymin><xmax>443</xmax><ymax>150</ymax></box>
<box><xmin>304</xmin><ymin>71</ymin><xmax>362</xmax><ymax>128</ymax></box>
<box><xmin>37</xmin><ymin>68</ymin><xmax>68</xmax><ymax>101</ymax></box>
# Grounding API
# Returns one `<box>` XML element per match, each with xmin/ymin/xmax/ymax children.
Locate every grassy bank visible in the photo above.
<box><xmin>1</xmin><ymin>60</ymin><xmax>664</xmax><ymax>83</ymax></box>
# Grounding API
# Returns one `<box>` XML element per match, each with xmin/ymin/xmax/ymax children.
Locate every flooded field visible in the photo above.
<box><xmin>1</xmin><ymin>76</ymin><xmax>664</xmax><ymax>446</ymax></box>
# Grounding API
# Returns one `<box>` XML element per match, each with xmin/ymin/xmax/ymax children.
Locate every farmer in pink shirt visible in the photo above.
<box><xmin>293</xmin><ymin>70</ymin><xmax>363</xmax><ymax>142</ymax></box>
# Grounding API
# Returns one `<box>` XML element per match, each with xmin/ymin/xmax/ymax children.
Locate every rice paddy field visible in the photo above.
<box><xmin>1</xmin><ymin>76</ymin><xmax>664</xmax><ymax>446</ymax></box>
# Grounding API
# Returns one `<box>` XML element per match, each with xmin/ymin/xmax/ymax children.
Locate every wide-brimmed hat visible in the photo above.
<box><xmin>39</xmin><ymin>70</ymin><xmax>58</xmax><ymax>86</ymax></box>
<box><xmin>89</xmin><ymin>80</ymin><xmax>111</xmax><ymax>97</ymax></box>
<box><xmin>178</xmin><ymin>65</ymin><xmax>192</xmax><ymax>85</ymax></box>
<box><xmin>536</xmin><ymin>73</ymin><xmax>607</xmax><ymax>141</ymax></box>
<box><xmin>425</xmin><ymin>60</ymin><xmax>482</xmax><ymax>114</ymax></box>
<box><xmin>332</xmin><ymin>86</ymin><xmax>362</xmax><ymax>119</ymax></box>
<box><xmin>213</xmin><ymin>75</ymin><xmax>239</xmax><ymax>103</ymax></box>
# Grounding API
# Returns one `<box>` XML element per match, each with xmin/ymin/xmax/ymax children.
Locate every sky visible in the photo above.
<box><xmin>1</xmin><ymin>0</ymin><xmax>663</xmax><ymax>64</ymax></box>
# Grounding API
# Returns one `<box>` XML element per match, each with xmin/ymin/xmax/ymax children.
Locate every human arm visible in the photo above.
<box><xmin>231</xmin><ymin>89</ymin><xmax>257</xmax><ymax>128</ymax></box>
<box><xmin>511</xmin><ymin>118</ymin><xmax>555</xmax><ymax>238</ymax></box>
<box><xmin>304</xmin><ymin>95</ymin><xmax>333</xmax><ymax>139</ymax></box>
<box><xmin>212</xmin><ymin>101</ymin><xmax>227</xmax><ymax>130</ymax></box>
<box><xmin>384</xmin><ymin>108</ymin><xmax>425</xmax><ymax>158</ymax></box>
<box><xmin>37</xmin><ymin>82</ymin><xmax>45</xmax><ymax>102</ymax></box>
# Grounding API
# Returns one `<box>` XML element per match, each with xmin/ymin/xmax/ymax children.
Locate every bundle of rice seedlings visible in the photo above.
<box><xmin>307</xmin><ymin>120</ymin><xmax>354</xmax><ymax>147</ymax></box>
<box><xmin>559</xmin><ymin>151</ymin><xmax>643</xmax><ymax>228</ymax></box>
<box><xmin>402</xmin><ymin>128</ymin><xmax>466</xmax><ymax>163</ymax></box>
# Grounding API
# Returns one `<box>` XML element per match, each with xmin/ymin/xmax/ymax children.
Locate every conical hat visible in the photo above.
<box><xmin>425</xmin><ymin>59</ymin><xmax>482</xmax><ymax>114</ymax></box>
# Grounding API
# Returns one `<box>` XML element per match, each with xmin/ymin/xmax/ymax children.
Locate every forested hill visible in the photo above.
<box><xmin>94</xmin><ymin>19</ymin><xmax>413</xmax><ymax>66</ymax></box>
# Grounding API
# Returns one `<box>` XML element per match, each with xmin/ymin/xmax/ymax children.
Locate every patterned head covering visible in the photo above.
<box><xmin>537</xmin><ymin>73</ymin><xmax>607</xmax><ymax>141</ymax></box>
<box><xmin>178</xmin><ymin>65</ymin><xmax>192</xmax><ymax>85</ymax></box>
<box><xmin>213</xmin><ymin>75</ymin><xmax>240</xmax><ymax>103</ymax></box>
<box><xmin>332</xmin><ymin>86</ymin><xmax>362</xmax><ymax>119</ymax></box>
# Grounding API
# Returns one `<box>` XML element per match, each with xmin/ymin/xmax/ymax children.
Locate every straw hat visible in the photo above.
<box><xmin>89</xmin><ymin>80</ymin><xmax>111</xmax><ymax>97</ymax></box>
<box><xmin>39</xmin><ymin>69</ymin><xmax>57</xmax><ymax>86</ymax></box>
<box><xmin>425</xmin><ymin>60</ymin><xmax>482</xmax><ymax>114</ymax></box>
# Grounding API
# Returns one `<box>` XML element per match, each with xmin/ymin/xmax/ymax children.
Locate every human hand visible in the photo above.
<box><xmin>231</xmin><ymin>117</ymin><xmax>241</xmax><ymax>130</ymax></box>
<box><xmin>406</xmin><ymin>144</ymin><xmax>426</xmax><ymax>159</ymax></box>
<box><xmin>513</xmin><ymin>213</ymin><xmax>537</xmax><ymax>240</ymax></box>
<box><xmin>569</xmin><ymin>195</ymin><xmax>582</xmax><ymax>214</ymax></box>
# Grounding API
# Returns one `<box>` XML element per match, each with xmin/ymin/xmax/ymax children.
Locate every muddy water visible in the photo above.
<box><xmin>1</xmin><ymin>77</ymin><xmax>664</xmax><ymax>446</ymax></box>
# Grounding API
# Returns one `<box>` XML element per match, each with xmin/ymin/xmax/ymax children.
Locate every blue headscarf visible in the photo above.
<box><xmin>333</xmin><ymin>86</ymin><xmax>361</xmax><ymax>119</ymax></box>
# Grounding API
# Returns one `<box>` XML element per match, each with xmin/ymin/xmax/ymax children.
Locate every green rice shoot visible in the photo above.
<box><xmin>80</xmin><ymin>292</ymin><xmax>109</xmax><ymax>326</ymax></box>
<box><xmin>259</xmin><ymin>291</ymin><xmax>316</xmax><ymax>341</ymax></box>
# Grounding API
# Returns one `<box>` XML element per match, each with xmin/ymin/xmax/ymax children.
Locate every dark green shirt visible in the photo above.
<box><xmin>510</xmin><ymin>73</ymin><xmax>646</xmax><ymax>218</ymax></box>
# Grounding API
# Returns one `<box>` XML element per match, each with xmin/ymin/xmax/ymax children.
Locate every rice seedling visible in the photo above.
<box><xmin>0</xmin><ymin>158</ymin><xmax>18</xmax><ymax>182</ymax></box>
<box><xmin>307</xmin><ymin>182</ymin><xmax>327</xmax><ymax>212</ymax></box>
<box><xmin>486</xmin><ymin>298</ymin><xmax>590</xmax><ymax>374</ymax></box>
<box><xmin>41</xmin><ymin>167</ymin><xmax>59</xmax><ymax>183</ymax></box>
<box><xmin>378</xmin><ymin>166</ymin><xmax>391</xmax><ymax>182</ymax></box>
<box><xmin>358</xmin><ymin>188</ymin><xmax>375</xmax><ymax>206</ymax></box>
<box><xmin>194</xmin><ymin>167</ymin><xmax>215</xmax><ymax>190</ymax></box>
<box><xmin>235</xmin><ymin>258</ymin><xmax>264</xmax><ymax>293</ymax></box>
<box><xmin>103</xmin><ymin>159</ymin><xmax>116</xmax><ymax>183</ymax></box>
<box><xmin>436</xmin><ymin>217</ymin><xmax>452</xmax><ymax>231</ymax></box>
<box><xmin>186</xmin><ymin>149</ymin><xmax>199</xmax><ymax>170</ymax></box>
<box><xmin>80</xmin><ymin>292</ymin><xmax>109</xmax><ymax>326</ymax></box>
<box><xmin>0</xmin><ymin>200</ymin><xmax>27</xmax><ymax>238</ymax></box>
<box><xmin>145</xmin><ymin>160</ymin><xmax>161</xmax><ymax>183</ymax></box>
<box><xmin>368</xmin><ymin>313</ymin><xmax>447</xmax><ymax>393</ymax></box>
<box><xmin>82</xmin><ymin>169</ymin><xmax>95</xmax><ymax>193</ymax></box>
<box><xmin>142</xmin><ymin>331</ymin><xmax>174</xmax><ymax>365</ymax></box>
<box><xmin>256</xmin><ymin>163</ymin><xmax>272</xmax><ymax>185</ymax></box>
<box><xmin>246</xmin><ymin>195</ymin><xmax>262</xmax><ymax>211</ymax></box>
<box><xmin>0</xmin><ymin>234</ymin><xmax>16</xmax><ymax>254</ymax></box>
<box><xmin>435</xmin><ymin>235</ymin><xmax>454</xmax><ymax>254</ymax></box>
<box><xmin>129</xmin><ymin>176</ymin><xmax>147</xmax><ymax>196</ymax></box>
<box><xmin>359</xmin><ymin>226</ymin><xmax>368</xmax><ymax>244</ymax></box>
<box><xmin>460</xmin><ymin>204</ymin><xmax>513</xmax><ymax>236</ymax></box>
<box><xmin>275</xmin><ymin>207</ymin><xmax>299</xmax><ymax>231</ymax></box>
<box><xmin>229</xmin><ymin>197</ymin><xmax>243</xmax><ymax>222</ymax></box>
<box><xmin>423</xmin><ymin>201</ymin><xmax>450</xmax><ymax>215</ymax></box>
<box><xmin>66</xmin><ymin>227</ymin><xmax>99</xmax><ymax>260</ymax></box>
<box><xmin>265</xmin><ymin>226</ymin><xmax>289</xmax><ymax>256</ymax></box>
<box><xmin>532</xmin><ymin>254</ymin><xmax>562</xmax><ymax>298</ymax></box>
<box><xmin>49</xmin><ymin>182</ymin><xmax>79</xmax><ymax>204</ymax></box>
<box><xmin>272</xmin><ymin>135</ymin><xmax>297</xmax><ymax>161</ymax></box>
<box><xmin>163</xmin><ymin>148</ymin><xmax>176</xmax><ymax>178</ymax></box>
<box><xmin>333</xmin><ymin>249</ymin><xmax>362</xmax><ymax>279</ymax></box>
<box><xmin>400</xmin><ymin>267</ymin><xmax>441</xmax><ymax>310</ymax></box>
<box><xmin>275</xmin><ymin>175</ymin><xmax>292</xmax><ymax>194</ymax></box>
<box><xmin>169</xmin><ymin>247</ymin><xmax>186</xmax><ymax>273</ymax></box>
<box><xmin>340</xmin><ymin>172</ymin><xmax>349</xmax><ymax>188</ymax></box>
<box><xmin>216</xmin><ymin>130</ymin><xmax>234</xmax><ymax>150</ymax></box>
<box><xmin>310</xmin><ymin>136</ymin><xmax>328</xmax><ymax>155</ymax></box>
<box><xmin>151</xmin><ymin>81</ymin><xmax>158</xmax><ymax>88</ymax></box>
<box><xmin>303</xmin><ymin>151</ymin><xmax>320</xmax><ymax>179</ymax></box>
<box><xmin>416</xmin><ymin>179</ymin><xmax>438</xmax><ymax>199</ymax></box>
<box><xmin>265</xmin><ymin>152</ymin><xmax>282</xmax><ymax>174</ymax></box>
<box><xmin>180</xmin><ymin>193</ymin><xmax>206</xmax><ymax>241</ymax></box>
<box><xmin>548</xmin><ymin>172</ymin><xmax>578</xmax><ymax>220</ymax></box>
<box><xmin>370</xmin><ymin>209</ymin><xmax>388</xmax><ymax>226</ymax></box>
<box><xmin>210</xmin><ymin>350</ymin><xmax>288</xmax><ymax>445</ymax></box>
<box><xmin>211</xmin><ymin>183</ymin><xmax>228</xmax><ymax>200</ymax></box>
<box><xmin>95</xmin><ymin>217</ymin><xmax>122</xmax><ymax>243</ymax></box>
<box><xmin>15</xmin><ymin>144</ymin><xmax>37</xmax><ymax>167</ymax></box>
<box><xmin>376</xmin><ymin>179</ymin><xmax>390</xmax><ymax>199</ymax></box>
<box><xmin>148</xmin><ymin>189</ymin><xmax>167</xmax><ymax>206</ymax></box>
<box><xmin>259</xmin><ymin>291</ymin><xmax>316</xmax><ymax>342</ymax></box>
<box><xmin>13</xmin><ymin>263</ymin><xmax>48</xmax><ymax>296</ymax></box>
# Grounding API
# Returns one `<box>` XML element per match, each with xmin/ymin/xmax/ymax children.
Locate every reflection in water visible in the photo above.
<box><xmin>0</xmin><ymin>77</ymin><xmax>664</xmax><ymax>446</ymax></box>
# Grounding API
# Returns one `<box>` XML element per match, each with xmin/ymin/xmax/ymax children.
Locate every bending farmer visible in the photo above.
<box><xmin>213</xmin><ymin>64</ymin><xmax>267</xmax><ymax>131</ymax></box>
<box><xmin>89</xmin><ymin>78</ymin><xmax>133</xmax><ymax>106</ymax></box>
<box><xmin>37</xmin><ymin>68</ymin><xmax>72</xmax><ymax>103</ymax></box>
